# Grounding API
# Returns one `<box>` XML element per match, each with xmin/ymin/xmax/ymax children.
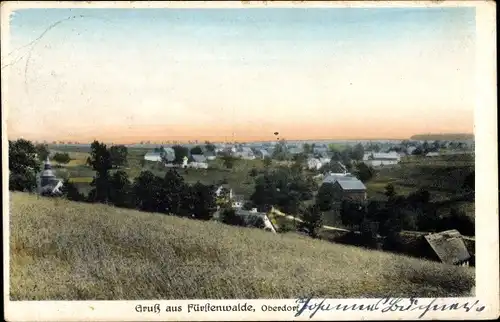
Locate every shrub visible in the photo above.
<box><xmin>220</xmin><ymin>208</ymin><xmax>246</xmax><ymax>227</ymax></box>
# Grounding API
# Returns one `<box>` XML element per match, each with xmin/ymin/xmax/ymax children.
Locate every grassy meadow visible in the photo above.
<box><xmin>10</xmin><ymin>192</ymin><xmax>475</xmax><ymax>300</ymax></box>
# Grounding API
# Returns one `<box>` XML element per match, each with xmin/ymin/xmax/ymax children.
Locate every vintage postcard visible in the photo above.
<box><xmin>2</xmin><ymin>1</ymin><xmax>498</xmax><ymax>321</ymax></box>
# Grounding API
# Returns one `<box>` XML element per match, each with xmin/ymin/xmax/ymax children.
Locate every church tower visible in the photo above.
<box><xmin>40</xmin><ymin>157</ymin><xmax>56</xmax><ymax>188</ymax></box>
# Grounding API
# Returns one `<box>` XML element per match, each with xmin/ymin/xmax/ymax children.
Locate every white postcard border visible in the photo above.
<box><xmin>2</xmin><ymin>1</ymin><xmax>498</xmax><ymax>321</ymax></box>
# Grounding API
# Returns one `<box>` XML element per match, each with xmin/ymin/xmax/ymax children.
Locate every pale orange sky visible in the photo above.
<box><xmin>3</xmin><ymin>7</ymin><xmax>475</xmax><ymax>143</ymax></box>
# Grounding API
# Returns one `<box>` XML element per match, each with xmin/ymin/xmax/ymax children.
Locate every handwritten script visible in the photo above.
<box><xmin>294</xmin><ymin>297</ymin><xmax>486</xmax><ymax>319</ymax></box>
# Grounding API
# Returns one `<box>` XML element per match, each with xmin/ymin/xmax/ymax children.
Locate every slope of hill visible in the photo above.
<box><xmin>9</xmin><ymin>192</ymin><xmax>474</xmax><ymax>300</ymax></box>
<box><xmin>410</xmin><ymin>133</ymin><xmax>474</xmax><ymax>141</ymax></box>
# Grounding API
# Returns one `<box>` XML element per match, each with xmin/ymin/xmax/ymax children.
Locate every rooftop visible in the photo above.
<box><xmin>337</xmin><ymin>179</ymin><xmax>367</xmax><ymax>191</ymax></box>
<box><xmin>425</xmin><ymin>230</ymin><xmax>471</xmax><ymax>265</ymax></box>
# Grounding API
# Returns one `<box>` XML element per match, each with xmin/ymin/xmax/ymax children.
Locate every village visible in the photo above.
<box><xmin>21</xmin><ymin>135</ymin><xmax>476</xmax><ymax>268</ymax></box>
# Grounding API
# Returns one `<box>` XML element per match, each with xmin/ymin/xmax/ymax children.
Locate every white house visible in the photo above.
<box><xmin>215</xmin><ymin>185</ymin><xmax>233</xmax><ymax>200</ymax></box>
<box><xmin>425</xmin><ymin>152</ymin><xmax>440</xmax><ymax>157</ymax></box>
<box><xmin>363</xmin><ymin>152</ymin><xmax>401</xmax><ymax>167</ymax></box>
<box><xmin>307</xmin><ymin>158</ymin><xmax>322</xmax><ymax>170</ymax></box>
<box><xmin>233</xmin><ymin>147</ymin><xmax>256</xmax><ymax>160</ymax></box>
<box><xmin>144</xmin><ymin>147</ymin><xmax>175</xmax><ymax>163</ymax></box>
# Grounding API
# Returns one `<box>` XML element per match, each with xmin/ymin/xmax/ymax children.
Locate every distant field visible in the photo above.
<box><xmin>68</xmin><ymin>177</ymin><xmax>93</xmax><ymax>183</ymax></box>
<box><xmin>365</xmin><ymin>155</ymin><xmax>474</xmax><ymax>201</ymax></box>
<box><xmin>410</xmin><ymin>133</ymin><xmax>474</xmax><ymax>141</ymax></box>
<box><xmin>10</xmin><ymin>192</ymin><xmax>475</xmax><ymax>300</ymax></box>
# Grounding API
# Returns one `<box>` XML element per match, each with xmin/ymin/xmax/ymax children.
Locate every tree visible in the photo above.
<box><xmin>263</xmin><ymin>156</ymin><xmax>272</xmax><ymax>168</ymax></box>
<box><xmin>108</xmin><ymin>170</ymin><xmax>132</xmax><ymax>208</ymax></box>
<box><xmin>9</xmin><ymin>139</ymin><xmax>40</xmax><ymax>192</ymax></box>
<box><xmin>299</xmin><ymin>204</ymin><xmax>323</xmax><ymax>238</ymax></box>
<box><xmin>131</xmin><ymin>170</ymin><xmax>164</xmax><ymax>212</ymax></box>
<box><xmin>205</xmin><ymin>141</ymin><xmax>216</xmax><ymax>153</ymax></box>
<box><xmin>250</xmin><ymin>168</ymin><xmax>314</xmax><ymax>214</ymax></box>
<box><xmin>422</xmin><ymin>141</ymin><xmax>430</xmax><ymax>153</ymax></box>
<box><xmin>35</xmin><ymin>143</ymin><xmax>50</xmax><ymax>161</ymax></box>
<box><xmin>463</xmin><ymin>171</ymin><xmax>474</xmax><ymax>191</ymax></box>
<box><xmin>190</xmin><ymin>145</ymin><xmax>203</xmax><ymax>155</ymax></box>
<box><xmin>303</xmin><ymin>143</ymin><xmax>312</xmax><ymax>154</ymax></box>
<box><xmin>292</xmin><ymin>153</ymin><xmax>307</xmax><ymax>169</ymax></box>
<box><xmin>248</xmin><ymin>168</ymin><xmax>259</xmax><ymax>178</ymax></box>
<box><xmin>272</xmin><ymin>139</ymin><xmax>290</xmax><ymax>161</ymax></box>
<box><xmin>316</xmin><ymin>183</ymin><xmax>336</xmax><ymax>211</ymax></box>
<box><xmin>186</xmin><ymin>182</ymin><xmax>217</xmax><ymax>220</ymax></box>
<box><xmin>354</xmin><ymin>162</ymin><xmax>375</xmax><ymax>183</ymax></box>
<box><xmin>384</xmin><ymin>183</ymin><xmax>396</xmax><ymax>199</ymax></box>
<box><xmin>439</xmin><ymin>208</ymin><xmax>475</xmax><ymax>236</ymax></box>
<box><xmin>162</xmin><ymin>169</ymin><xmax>187</xmax><ymax>215</ymax></box>
<box><xmin>350</xmin><ymin>143</ymin><xmax>365</xmax><ymax>161</ymax></box>
<box><xmin>340</xmin><ymin>148</ymin><xmax>352</xmax><ymax>165</ymax></box>
<box><xmin>61</xmin><ymin>179</ymin><xmax>85</xmax><ymax>202</ymax></box>
<box><xmin>340</xmin><ymin>200</ymin><xmax>365</xmax><ymax>230</ymax></box>
<box><xmin>52</xmin><ymin>152</ymin><xmax>71</xmax><ymax>164</ymax></box>
<box><xmin>87</xmin><ymin>141</ymin><xmax>113</xmax><ymax>203</ymax></box>
<box><xmin>221</xmin><ymin>155</ymin><xmax>236</xmax><ymax>170</ymax></box>
<box><xmin>172</xmin><ymin>145</ymin><xmax>189</xmax><ymax>165</ymax></box>
<box><xmin>220</xmin><ymin>207</ymin><xmax>246</xmax><ymax>227</ymax></box>
<box><xmin>109</xmin><ymin>145</ymin><xmax>128</xmax><ymax>168</ymax></box>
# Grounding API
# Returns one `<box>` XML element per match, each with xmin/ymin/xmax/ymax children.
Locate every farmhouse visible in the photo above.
<box><xmin>188</xmin><ymin>154</ymin><xmax>208</xmax><ymax>169</ymax></box>
<box><xmin>333</xmin><ymin>176</ymin><xmax>366</xmax><ymax>202</ymax></box>
<box><xmin>255</xmin><ymin>149</ymin><xmax>270</xmax><ymax>160</ymax></box>
<box><xmin>424</xmin><ymin>230</ymin><xmax>471</xmax><ymax>266</ymax></box>
<box><xmin>204</xmin><ymin>150</ymin><xmax>216</xmax><ymax>161</ymax></box>
<box><xmin>233</xmin><ymin>147</ymin><xmax>256</xmax><ymax>160</ymax></box>
<box><xmin>144</xmin><ymin>147</ymin><xmax>175</xmax><ymax>163</ymax></box>
<box><xmin>363</xmin><ymin>152</ymin><xmax>400</xmax><ymax>167</ymax></box>
<box><xmin>38</xmin><ymin>157</ymin><xmax>63</xmax><ymax>196</ymax></box>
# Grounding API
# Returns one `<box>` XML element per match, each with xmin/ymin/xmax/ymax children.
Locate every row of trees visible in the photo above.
<box><xmin>65</xmin><ymin>141</ymin><xmax>216</xmax><ymax>220</ymax></box>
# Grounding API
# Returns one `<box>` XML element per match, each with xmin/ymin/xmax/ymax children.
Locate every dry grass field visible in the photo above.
<box><xmin>10</xmin><ymin>192</ymin><xmax>474</xmax><ymax>300</ymax></box>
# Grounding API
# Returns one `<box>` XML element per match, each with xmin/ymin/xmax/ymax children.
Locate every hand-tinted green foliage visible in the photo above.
<box><xmin>87</xmin><ymin>141</ymin><xmax>113</xmax><ymax>203</ymax></box>
<box><xmin>340</xmin><ymin>200</ymin><xmax>366</xmax><ymax>230</ymax></box>
<box><xmin>204</xmin><ymin>141</ymin><xmax>216</xmax><ymax>153</ymax></box>
<box><xmin>316</xmin><ymin>183</ymin><xmax>336</xmax><ymax>211</ymax></box>
<box><xmin>61</xmin><ymin>179</ymin><xmax>85</xmax><ymax>202</ymax></box>
<box><xmin>190</xmin><ymin>145</ymin><xmax>203</xmax><ymax>155</ymax></box>
<box><xmin>350</xmin><ymin>143</ymin><xmax>365</xmax><ymax>161</ymax></box>
<box><xmin>172</xmin><ymin>145</ymin><xmax>189</xmax><ymax>165</ymax></box>
<box><xmin>272</xmin><ymin>139</ymin><xmax>291</xmax><ymax>161</ymax></box>
<box><xmin>299</xmin><ymin>204</ymin><xmax>323</xmax><ymax>238</ymax></box>
<box><xmin>52</xmin><ymin>152</ymin><xmax>71</xmax><ymax>164</ymax></box>
<box><xmin>109</xmin><ymin>145</ymin><xmax>128</xmax><ymax>167</ymax></box>
<box><xmin>221</xmin><ymin>155</ymin><xmax>236</xmax><ymax>169</ymax></box>
<box><xmin>35</xmin><ymin>143</ymin><xmax>50</xmax><ymax>161</ymax></box>
<box><xmin>108</xmin><ymin>170</ymin><xmax>132</xmax><ymax>208</ymax></box>
<box><xmin>220</xmin><ymin>208</ymin><xmax>246</xmax><ymax>227</ymax></box>
<box><xmin>9</xmin><ymin>139</ymin><xmax>41</xmax><ymax>192</ymax></box>
<box><xmin>354</xmin><ymin>162</ymin><xmax>375</xmax><ymax>183</ymax></box>
<box><xmin>250</xmin><ymin>167</ymin><xmax>314</xmax><ymax>214</ymax></box>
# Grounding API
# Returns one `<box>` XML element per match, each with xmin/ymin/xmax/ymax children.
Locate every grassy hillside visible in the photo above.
<box><xmin>10</xmin><ymin>192</ymin><xmax>474</xmax><ymax>300</ymax></box>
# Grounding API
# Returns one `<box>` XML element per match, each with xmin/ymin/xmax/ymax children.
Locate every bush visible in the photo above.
<box><xmin>438</xmin><ymin>208</ymin><xmax>475</xmax><ymax>236</ymax></box>
<box><xmin>52</xmin><ymin>152</ymin><xmax>71</xmax><ymax>164</ymax></box>
<box><xmin>220</xmin><ymin>208</ymin><xmax>246</xmax><ymax>227</ymax></box>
